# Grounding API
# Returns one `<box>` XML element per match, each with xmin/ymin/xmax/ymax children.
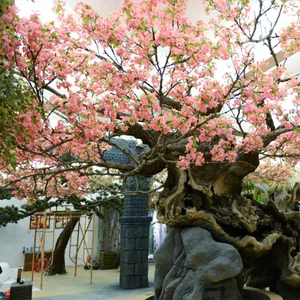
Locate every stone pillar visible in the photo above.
<box><xmin>119</xmin><ymin>176</ymin><xmax>152</xmax><ymax>289</ymax></box>
<box><xmin>103</xmin><ymin>140</ymin><xmax>152</xmax><ymax>289</ymax></box>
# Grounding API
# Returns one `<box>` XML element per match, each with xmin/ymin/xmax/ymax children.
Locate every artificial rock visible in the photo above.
<box><xmin>154</xmin><ymin>227</ymin><xmax>243</xmax><ymax>300</ymax></box>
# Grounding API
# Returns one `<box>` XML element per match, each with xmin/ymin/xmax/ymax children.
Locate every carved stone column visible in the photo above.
<box><xmin>103</xmin><ymin>140</ymin><xmax>152</xmax><ymax>289</ymax></box>
<box><xmin>120</xmin><ymin>175</ymin><xmax>152</xmax><ymax>289</ymax></box>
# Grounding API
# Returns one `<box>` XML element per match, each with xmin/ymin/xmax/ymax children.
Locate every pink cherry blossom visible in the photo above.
<box><xmin>0</xmin><ymin>0</ymin><xmax>300</xmax><ymax>199</ymax></box>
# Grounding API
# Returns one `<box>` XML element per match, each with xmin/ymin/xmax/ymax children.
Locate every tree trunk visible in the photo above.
<box><xmin>155</xmin><ymin>162</ymin><xmax>300</xmax><ymax>299</ymax></box>
<box><xmin>46</xmin><ymin>217</ymin><xmax>80</xmax><ymax>275</ymax></box>
<box><xmin>99</xmin><ymin>207</ymin><xmax>119</xmax><ymax>252</ymax></box>
<box><xmin>107</xmin><ymin>209</ymin><xmax>112</xmax><ymax>251</ymax></box>
<box><xmin>102</xmin><ymin>207</ymin><xmax>108</xmax><ymax>250</ymax></box>
<box><xmin>111</xmin><ymin>211</ymin><xmax>120</xmax><ymax>252</ymax></box>
<box><xmin>97</xmin><ymin>206</ymin><xmax>104</xmax><ymax>254</ymax></box>
<box><xmin>97</xmin><ymin>208</ymin><xmax>120</xmax><ymax>265</ymax></box>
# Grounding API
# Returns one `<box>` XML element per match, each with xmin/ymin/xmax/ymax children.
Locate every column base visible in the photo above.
<box><xmin>120</xmin><ymin>274</ymin><xmax>149</xmax><ymax>289</ymax></box>
<box><xmin>119</xmin><ymin>216</ymin><xmax>152</xmax><ymax>289</ymax></box>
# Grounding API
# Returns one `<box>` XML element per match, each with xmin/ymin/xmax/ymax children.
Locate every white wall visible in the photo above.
<box><xmin>150</xmin><ymin>210</ymin><xmax>167</xmax><ymax>253</ymax></box>
<box><xmin>0</xmin><ymin>198</ymin><xmax>36</xmax><ymax>268</ymax></box>
<box><xmin>0</xmin><ymin>198</ymin><xmax>98</xmax><ymax>268</ymax></box>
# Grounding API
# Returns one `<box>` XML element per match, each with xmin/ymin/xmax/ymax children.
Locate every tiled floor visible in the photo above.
<box><xmin>22</xmin><ymin>265</ymin><xmax>155</xmax><ymax>300</ymax></box>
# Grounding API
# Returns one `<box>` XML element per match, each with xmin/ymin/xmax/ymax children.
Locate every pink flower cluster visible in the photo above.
<box><xmin>1</xmin><ymin>0</ymin><xmax>300</xmax><ymax>199</ymax></box>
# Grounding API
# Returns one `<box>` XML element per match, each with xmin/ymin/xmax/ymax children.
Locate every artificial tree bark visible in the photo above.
<box><xmin>272</xmin><ymin>182</ymin><xmax>300</xmax><ymax>212</ymax></box>
<box><xmin>97</xmin><ymin>208</ymin><xmax>120</xmax><ymax>254</ymax></box>
<box><xmin>107</xmin><ymin>209</ymin><xmax>112</xmax><ymax>251</ymax></box>
<box><xmin>97</xmin><ymin>207</ymin><xmax>104</xmax><ymax>253</ymax></box>
<box><xmin>156</xmin><ymin>158</ymin><xmax>300</xmax><ymax>297</ymax></box>
<box><xmin>111</xmin><ymin>211</ymin><xmax>120</xmax><ymax>252</ymax></box>
<box><xmin>46</xmin><ymin>217</ymin><xmax>80</xmax><ymax>275</ymax></box>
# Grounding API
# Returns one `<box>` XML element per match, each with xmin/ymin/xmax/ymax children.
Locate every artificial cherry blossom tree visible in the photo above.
<box><xmin>1</xmin><ymin>0</ymin><xmax>300</xmax><ymax>296</ymax></box>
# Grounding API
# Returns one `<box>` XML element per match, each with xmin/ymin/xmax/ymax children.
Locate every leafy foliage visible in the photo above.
<box><xmin>0</xmin><ymin>68</ymin><xmax>32</xmax><ymax>167</ymax></box>
<box><xmin>0</xmin><ymin>0</ymin><xmax>33</xmax><ymax>167</ymax></box>
<box><xmin>0</xmin><ymin>182</ymin><xmax>123</xmax><ymax>226</ymax></box>
<box><xmin>0</xmin><ymin>0</ymin><xmax>14</xmax><ymax>16</ymax></box>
